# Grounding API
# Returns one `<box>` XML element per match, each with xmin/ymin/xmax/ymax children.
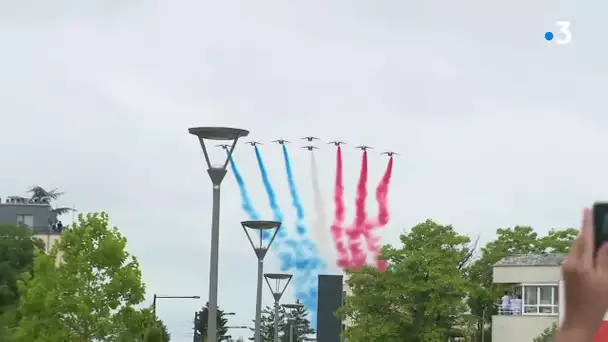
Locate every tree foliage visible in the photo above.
<box><xmin>194</xmin><ymin>302</ymin><xmax>229</xmax><ymax>341</ymax></box>
<box><xmin>249</xmin><ymin>300</ymin><xmax>314</xmax><ymax>342</ymax></box>
<box><xmin>338</xmin><ymin>220</ymin><xmax>476</xmax><ymax>342</ymax></box>
<box><xmin>533</xmin><ymin>322</ymin><xmax>557</xmax><ymax>342</ymax></box>
<box><xmin>282</xmin><ymin>299</ymin><xmax>314</xmax><ymax>341</ymax></box>
<box><xmin>10</xmin><ymin>212</ymin><xmax>157</xmax><ymax>341</ymax></box>
<box><xmin>27</xmin><ymin>186</ymin><xmax>73</xmax><ymax>215</ymax></box>
<box><xmin>338</xmin><ymin>219</ymin><xmax>576</xmax><ymax>342</ymax></box>
<box><xmin>0</xmin><ymin>224</ymin><xmax>43</xmax><ymax>313</ymax></box>
<box><xmin>0</xmin><ymin>223</ymin><xmax>44</xmax><ymax>339</ymax></box>
<box><xmin>143</xmin><ymin>321</ymin><xmax>170</xmax><ymax>342</ymax></box>
<box><xmin>249</xmin><ymin>305</ymin><xmax>286</xmax><ymax>341</ymax></box>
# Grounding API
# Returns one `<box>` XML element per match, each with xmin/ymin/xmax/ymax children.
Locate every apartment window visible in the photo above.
<box><xmin>522</xmin><ymin>284</ymin><xmax>559</xmax><ymax>315</ymax></box>
<box><xmin>16</xmin><ymin>214</ymin><xmax>34</xmax><ymax>228</ymax></box>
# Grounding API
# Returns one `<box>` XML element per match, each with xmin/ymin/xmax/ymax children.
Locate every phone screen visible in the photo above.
<box><xmin>593</xmin><ymin>203</ymin><xmax>608</xmax><ymax>252</ymax></box>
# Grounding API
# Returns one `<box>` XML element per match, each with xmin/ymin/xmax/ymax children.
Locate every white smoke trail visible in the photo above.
<box><xmin>310</xmin><ymin>152</ymin><xmax>330</xmax><ymax>262</ymax></box>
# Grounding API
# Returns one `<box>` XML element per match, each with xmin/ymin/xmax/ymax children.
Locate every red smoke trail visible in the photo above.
<box><xmin>347</xmin><ymin>151</ymin><xmax>369</xmax><ymax>269</ymax></box>
<box><xmin>368</xmin><ymin>157</ymin><xmax>394</xmax><ymax>270</ymax></box>
<box><xmin>376</xmin><ymin>156</ymin><xmax>393</xmax><ymax>226</ymax></box>
<box><xmin>330</xmin><ymin>146</ymin><xmax>349</xmax><ymax>268</ymax></box>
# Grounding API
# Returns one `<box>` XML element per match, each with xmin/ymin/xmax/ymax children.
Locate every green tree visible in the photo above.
<box><xmin>249</xmin><ymin>305</ymin><xmax>287</xmax><ymax>341</ymax></box>
<box><xmin>11</xmin><ymin>212</ymin><xmax>152</xmax><ymax>341</ymax></box>
<box><xmin>533</xmin><ymin>322</ymin><xmax>557</xmax><ymax>342</ymax></box>
<box><xmin>0</xmin><ymin>223</ymin><xmax>44</xmax><ymax>339</ymax></box>
<box><xmin>194</xmin><ymin>302</ymin><xmax>229</xmax><ymax>341</ymax></box>
<box><xmin>337</xmin><ymin>220</ymin><xmax>475</xmax><ymax>342</ymax></box>
<box><xmin>466</xmin><ymin>226</ymin><xmax>577</xmax><ymax>341</ymax></box>
<box><xmin>143</xmin><ymin>320</ymin><xmax>170</xmax><ymax>342</ymax></box>
<box><xmin>0</xmin><ymin>224</ymin><xmax>44</xmax><ymax>313</ymax></box>
<box><xmin>282</xmin><ymin>299</ymin><xmax>314</xmax><ymax>342</ymax></box>
<box><xmin>27</xmin><ymin>186</ymin><xmax>74</xmax><ymax>215</ymax></box>
<box><xmin>114</xmin><ymin>307</ymin><xmax>170</xmax><ymax>341</ymax></box>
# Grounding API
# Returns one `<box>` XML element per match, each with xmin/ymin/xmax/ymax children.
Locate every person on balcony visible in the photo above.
<box><xmin>510</xmin><ymin>294</ymin><xmax>522</xmax><ymax>315</ymax></box>
<box><xmin>500</xmin><ymin>291</ymin><xmax>511</xmax><ymax>315</ymax></box>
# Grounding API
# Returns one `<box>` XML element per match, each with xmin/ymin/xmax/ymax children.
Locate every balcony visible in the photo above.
<box><xmin>491</xmin><ymin>283</ymin><xmax>558</xmax><ymax>342</ymax></box>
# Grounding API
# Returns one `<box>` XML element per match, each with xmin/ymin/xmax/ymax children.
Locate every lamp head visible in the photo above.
<box><xmin>264</xmin><ymin>273</ymin><xmax>293</xmax><ymax>301</ymax></box>
<box><xmin>241</xmin><ymin>221</ymin><xmax>282</xmax><ymax>261</ymax></box>
<box><xmin>188</xmin><ymin>127</ymin><xmax>249</xmax><ymax>140</ymax></box>
<box><xmin>188</xmin><ymin>126</ymin><xmax>249</xmax><ymax>174</ymax></box>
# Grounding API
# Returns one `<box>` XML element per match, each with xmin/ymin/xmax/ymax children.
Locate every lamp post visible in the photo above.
<box><xmin>152</xmin><ymin>294</ymin><xmax>200</xmax><ymax>319</ymax></box>
<box><xmin>264</xmin><ymin>273</ymin><xmax>293</xmax><ymax>342</ymax></box>
<box><xmin>189</xmin><ymin>126</ymin><xmax>250</xmax><ymax>342</ymax></box>
<box><xmin>242</xmin><ymin>220</ymin><xmax>282</xmax><ymax>342</ymax></box>
<box><xmin>464</xmin><ymin>312</ymin><xmax>486</xmax><ymax>342</ymax></box>
<box><xmin>282</xmin><ymin>303</ymin><xmax>304</xmax><ymax>342</ymax></box>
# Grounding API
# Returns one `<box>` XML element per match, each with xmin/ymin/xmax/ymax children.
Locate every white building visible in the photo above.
<box><xmin>492</xmin><ymin>253</ymin><xmax>608</xmax><ymax>342</ymax></box>
<box><xmin>492</xmin><ymin>254</ymin><xmax>561</xmax><ymax>342</ymax></box>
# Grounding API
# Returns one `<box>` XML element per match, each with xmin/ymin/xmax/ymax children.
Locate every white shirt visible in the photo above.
<box><xmin>501</xmin><ymin>295</ymin><xmax>511</xmax><ymax>306</ymax></box>
<box><xmin>501</xmin><ymin>295</ymin><xmax>511</xmax><ymax>313</ymax></box>
<box><xmin>511</xmin><ymin>298</ymin><xmax>522</xmax><ymax>314</ymax></box>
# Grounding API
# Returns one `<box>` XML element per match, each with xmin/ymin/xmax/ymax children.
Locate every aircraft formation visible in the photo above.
<box><xmin>225</xmin><ymin>137</ymin><xmax>397</xmax><ymax>156</ymax></box>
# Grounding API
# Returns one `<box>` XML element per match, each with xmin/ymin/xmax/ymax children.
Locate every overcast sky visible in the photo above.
<box><xmin>1</xmin><ymin>0</ymin><xmax>605</xmax><ymax>340</ymax></box>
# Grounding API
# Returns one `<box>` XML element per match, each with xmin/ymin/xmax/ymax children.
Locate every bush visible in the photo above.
<box><xmin>533</xmin><ymin>322</ymin><xmax>557</xmax><ymax>342</ymax></box>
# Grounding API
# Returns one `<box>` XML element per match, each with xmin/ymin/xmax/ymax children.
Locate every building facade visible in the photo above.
<box><xmin>0</xmin><ymin>195</ymin><xmax>61</xmax><ymax>252</ymax></box>
<box><xmin>492</xmin><ymin>253</ymin><xmax>608</xmax><ymax>342</ymax></box>
<box><xmin>317</xmin><ymin>275</ymin><xmax>344</xmax><ymax>342</ymax></box>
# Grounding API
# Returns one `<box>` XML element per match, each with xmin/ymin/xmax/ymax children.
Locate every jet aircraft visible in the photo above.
<box><xmin>301</xmin><ymin>145</ymin><xmax>319</xmax><ymax>151</ymax></box>
<box><xmin>355</xmin><ymin>145</ymin><xmax>373</xmax><ymax>151</ymax></box>
<box><xmin>246</xmin><ymin>141</ymin><xmax>262</xmax><ymax>146</ymax></box>
<box><xmin>382</xmin><ymin>151</ymin><xmax>399</xmax><ymax>156</ymax></box>
<box><xmin>327</xmin><ymin>141</ymin><xmax>346</xmax><ymax>146</ymax></box>
<box><xmin>301</xmin><ymin>136</ymin><xmax>320</xmax><ymax>142</ymax></box>
<box><xmin>272</xmin><ymin>139</ymin><xmax>291</xmax><ymax>145</ymax></box>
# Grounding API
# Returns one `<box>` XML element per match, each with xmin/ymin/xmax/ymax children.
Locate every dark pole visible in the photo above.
<box><xmin>254</xmin><ymin>258</ymin><xmax>264</xmax><ymax>342</ymax></box>
<box><xmin>189</xmin><ymin>126</ymin><xmax>249</xmax><ymax>342</ymax></box>
<box><xmin>152</xmin><ymin>294</ymin><xmax>157</xmax><ymax>319</ymax></box>
<box><xmin>208</xmin><ymin>167</ymin><xmax>226</xmax><ymax>342</ymax></box>
<box><xmin>273</xmin><ymin>300</ymin><xmax>279</xmax><ymax>342</ymax></box>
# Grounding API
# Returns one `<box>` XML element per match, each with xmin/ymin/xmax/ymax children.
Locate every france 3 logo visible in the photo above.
<box><xmin>545</xmin><ymin>21</ymin><xmax>571</xmax><ymax>44</ymax></box>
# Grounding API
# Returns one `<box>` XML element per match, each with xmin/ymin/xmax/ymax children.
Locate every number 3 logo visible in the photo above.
<box><xmin>556</xmin><ymin>21</ymin><xmax>572</xmax><ymax>45</ymax></box>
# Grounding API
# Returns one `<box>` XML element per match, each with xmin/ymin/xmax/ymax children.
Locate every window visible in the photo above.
<box><xmin>16</xmin><ymin>214</ymin><xmax>34</xmax><ymax>228</ymax></box>
<box><xmin>522</xmin><ymin>285</ymin><xmax>559</xmax><ymax>315</ymax></box>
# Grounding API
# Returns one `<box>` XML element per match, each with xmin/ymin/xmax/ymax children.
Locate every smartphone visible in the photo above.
<box><xmin>593</xmin><ymin>202</ymin><xmax>608</xmax><ymax>252</ymax></box>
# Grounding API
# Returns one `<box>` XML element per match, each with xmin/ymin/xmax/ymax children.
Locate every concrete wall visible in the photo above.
<box><xmin>493</xmin><ymin>265</ymin><xmax>561</xmax><ymax>283</ymax></box>
<box><xmin>0</xmin><ymin>203</ymin><xmax>58</xmax><ymax>234</ymax></box>
<box><xmin>492</xmin><ymin>315</ymin><xmax>556</xmax><ymax>342</ymax></box>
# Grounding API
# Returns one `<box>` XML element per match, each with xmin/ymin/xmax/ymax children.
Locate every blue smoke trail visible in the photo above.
<box><xmin>282</xmin><ymin>145</ymin><xmax>307</xmax><ymax>236</ymax></box>
<box><xmin>281</xmin><ymin>145</ymin><xmax>327</xmax><ymax>328</ymax></box>
<box><xmin>227</xmin><ymin>153</ymin><xmax>261</xmax><ymax>220</ymax></box>
<box><xmin>253</xmin><ymin>147</ymin><xmax>285</xmax><ymax>234</ymax></box>
<box><xmin>253</xmin><ymin>146</ymin><xmax>297</xmax><ymax>268</ymax></box>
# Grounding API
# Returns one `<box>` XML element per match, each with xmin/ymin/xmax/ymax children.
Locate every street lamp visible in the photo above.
<box><xmin>242</xmin><ymin>220</ymin><xmax>282</xmax><ymax>342</ymax></box>
<box><xmin>189</xmin><ymin>126</ymin><xmax>249</xmax><ymax>342</ymax></box>
<box><xmin>264</xmin><ymin>273</ymin><xmax>293</xmax><ymax>342</ymax></box>
<box><xmin>464</xmin><ymin>313</ymin><xmax>486</xmax><ymax>342</ymax></box>
<box><xmin>152</xmin><ymin>294</ymin><xmax>200</xmax><ymax>319</ymax></box>
<box><xmin>282</xmin><ymin>303</ymin><xmax>304</xmax><ymax>342</ymax></box>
